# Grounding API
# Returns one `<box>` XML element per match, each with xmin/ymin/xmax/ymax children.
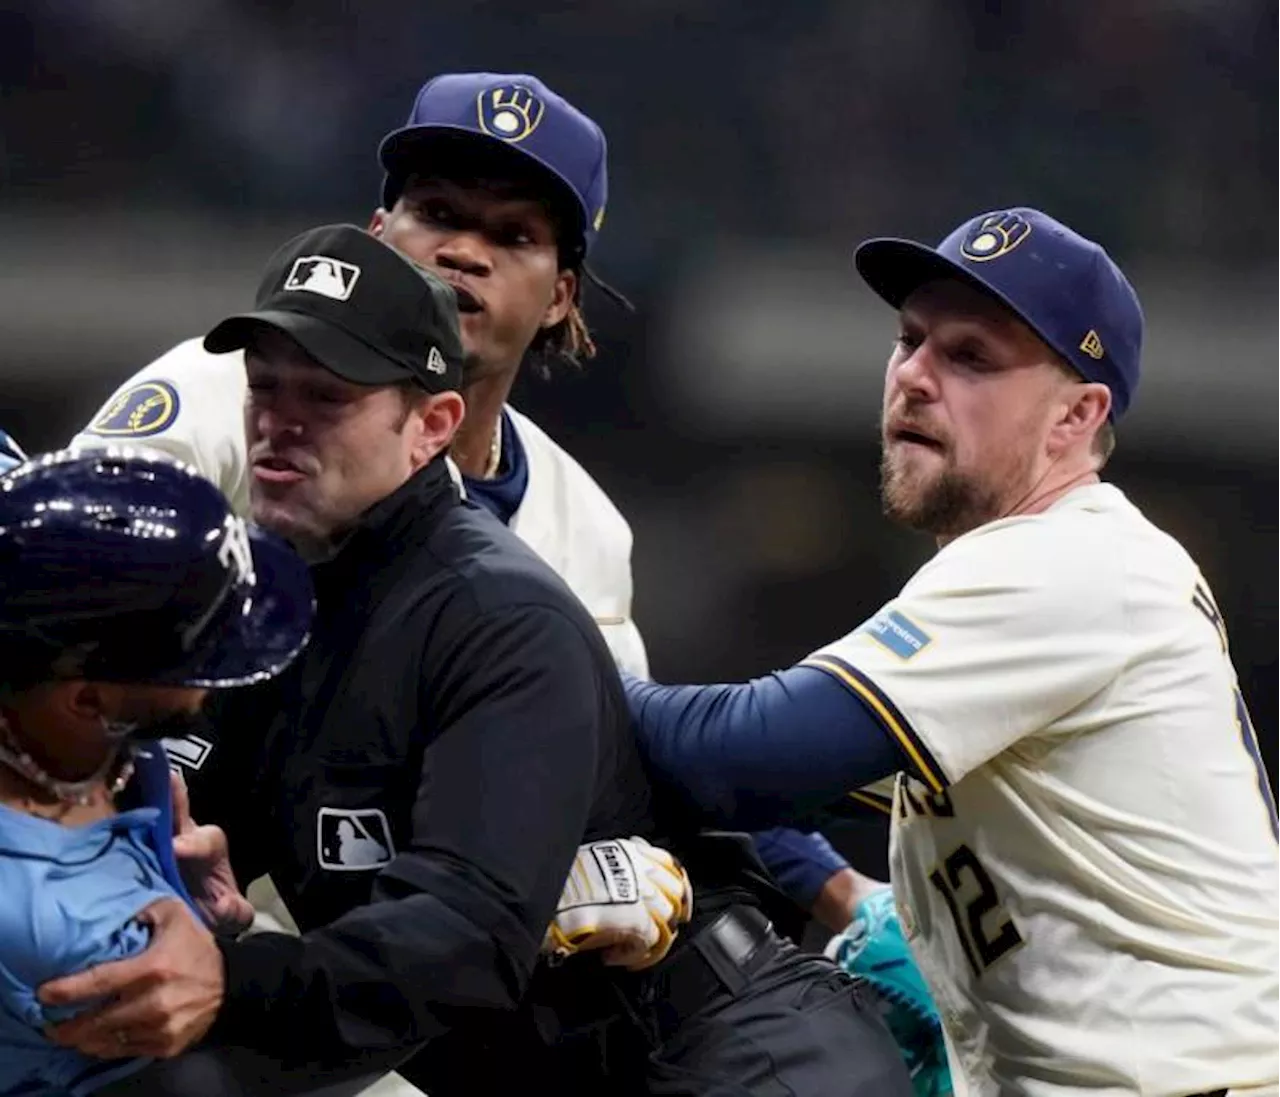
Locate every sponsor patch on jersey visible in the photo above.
<box><xmin>87</xmin><ymin>380</ymin><xmax>180</xmax><ymax>437</ymax></box>
<box><xmin>316</xmin><ymin>807</ymin><xmax>395</xmax><ymax>871</ymax></box>
<box><xmin>162</xmin><ymin>734</ymin><xmax>213</xmax><ymax>772</ymax></box>
<box><xmin>859</xmin><ymin>608</ymin><xmax>932</xmax><ymax>660</ymax></box>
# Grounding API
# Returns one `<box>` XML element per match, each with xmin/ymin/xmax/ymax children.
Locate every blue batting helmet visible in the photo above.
<box><xmin>0</xmin><ymin>448</ymin><xmax>313</xmax><ymax>688</ymax></box>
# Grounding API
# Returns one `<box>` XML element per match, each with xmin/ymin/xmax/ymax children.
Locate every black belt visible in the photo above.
<box><xmin>630</xmin><ymin>904</ymin><xmax>778</xmax><ymax>1042</ymax></box>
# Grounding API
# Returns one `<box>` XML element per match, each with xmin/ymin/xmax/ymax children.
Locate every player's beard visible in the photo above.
<box><xmin>879</xmin><ymin>444</ymin><xmax>1006</xmax><ymax>539</ymax></box>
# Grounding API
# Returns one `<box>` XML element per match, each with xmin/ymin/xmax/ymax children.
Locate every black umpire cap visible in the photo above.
<box><xmin>204</xmin><ymin>224</ymin><xmax>464</xmax><ymax>392</ymax></box>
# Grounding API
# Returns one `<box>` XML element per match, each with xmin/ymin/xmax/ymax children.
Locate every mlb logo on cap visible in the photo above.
<box><xmin>284</xmin><ymin>256</ymin><xmax>361</xmax><ymax>302</ymax></box>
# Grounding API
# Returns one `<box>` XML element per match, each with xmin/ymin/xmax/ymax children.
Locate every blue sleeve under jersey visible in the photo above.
<box><xmin>625</xmin><ymin>664</ymin><xmax>907</xmax><ymax>831</ymax></box>
<box><xmin>751</xmin><ymin>828</ymin><xmax>850</xmax><ymax>909</ymax></box>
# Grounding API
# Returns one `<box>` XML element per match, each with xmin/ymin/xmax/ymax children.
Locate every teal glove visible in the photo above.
<box><xmin>826</xmin><ymin>887</ymin><xmax>953</xmax><ymax>1097</ymax></box>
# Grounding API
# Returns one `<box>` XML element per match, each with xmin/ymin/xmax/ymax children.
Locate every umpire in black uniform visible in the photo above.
<box><xmin>73</xmin><ymin>224</ymin><xmax>911</xmax><ymax>1096</ymax></box>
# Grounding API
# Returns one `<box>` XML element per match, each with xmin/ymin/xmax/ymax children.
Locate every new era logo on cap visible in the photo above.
<box><xmin>284</xmin><ymin>256</ymin><xmax>361</xmax><ymax>301</ymax></box>
<box><xmin>426</xmin><ymin>346</ymin><xmax>447</xmax><ymax>374</ymax></box>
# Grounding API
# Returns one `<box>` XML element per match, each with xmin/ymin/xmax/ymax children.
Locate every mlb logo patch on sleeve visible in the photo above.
<box><xmin>317</xmin><ymin>807</ymin><xmax>395</xmax><ymax>871</ymax></box>
<box><xmin>859</xmin><ymin>609</ymin><xmax>933</xmax><ymax>660</ymax></box>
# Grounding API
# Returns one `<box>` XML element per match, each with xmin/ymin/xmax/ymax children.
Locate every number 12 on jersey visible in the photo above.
<box><xmin>928</xmin><ymin>844</ymin><xmax>1025</xmax><ymax>977</ymax></box>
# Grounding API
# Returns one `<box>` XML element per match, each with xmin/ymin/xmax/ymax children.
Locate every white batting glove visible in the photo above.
<box><xmin>544</xmin><ymin>836</ymin><xmax>694</xmax><ymax>971</ymax></box>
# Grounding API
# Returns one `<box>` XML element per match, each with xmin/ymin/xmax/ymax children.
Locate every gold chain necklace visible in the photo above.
<box><xmin>482</xmin><ymin>419</ymin><xmax>503</xmax><ymax>480</ymax></box>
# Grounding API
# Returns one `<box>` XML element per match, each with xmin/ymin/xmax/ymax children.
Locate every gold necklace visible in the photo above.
<box><xmin>482</xmin><ymin>420</ymin><xmax>503</xmax><ymax>480</ymax></box>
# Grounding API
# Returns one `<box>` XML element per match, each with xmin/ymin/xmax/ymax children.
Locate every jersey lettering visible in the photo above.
<box><xmin>1192</xmin><ymin>584</ymin><xmax>1277</xmax><ymax>839</ymax></box>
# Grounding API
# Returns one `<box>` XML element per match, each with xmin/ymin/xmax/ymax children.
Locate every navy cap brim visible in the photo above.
<box><xmin>161</xmin><ymin>526</ymin><xmax>312</xmax><ymax>689</ymax></box>
<box><xmin>378</xmin><ymin>125</ymin><xmax>587</xmax><ymax>239</ymax></box>
<box><xmin>204</xmin><ymin>310</ymin><xmax>416</xmax><ymax>386</ymax></box>
<box><xmin>854</xmin><ymin>237</ymin><xmax>1057</xmax><ymax>352</ymax></box>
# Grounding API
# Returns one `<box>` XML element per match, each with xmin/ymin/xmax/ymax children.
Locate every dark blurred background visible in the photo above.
<box><xmin>2</xmin><ymin>0</ymin><xmax>1275</xmax><ymax>873</ymax></box>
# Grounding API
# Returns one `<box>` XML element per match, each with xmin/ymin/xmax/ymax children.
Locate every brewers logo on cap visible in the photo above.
<box><xmin>961</xmin><ymin>211</ymin><xmax>1032</xmax><ymax>262</ymax></box>
<box><xmin>477</xmin><ymin>84</ymin><xmax>545</xmax><ymax>143</ymax></box>
<box><xmin>87</xmin><ymin>380</ymin><xmax>180</xmax><ymax>438</ymax></box>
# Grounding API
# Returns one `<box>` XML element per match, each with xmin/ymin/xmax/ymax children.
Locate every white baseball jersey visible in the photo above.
<box><xmin>803</xmin><ymin>482</ymin><xmax>1278</xmax><ymax>1096</ymax></box>
<box><xmin>72</xmin><ymin>338</ymin><xmax>648</xmax><ymax>675</ymax></box>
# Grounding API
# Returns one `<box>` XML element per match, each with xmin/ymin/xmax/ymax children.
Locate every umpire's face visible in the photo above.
<box><xmin>369</xmin><ymin>173</ymin><xmax>576</xmax><ymax>384</ymax></box>
<box><xmin>243</xmin><ymin>328</ymin><xmax>460</xmax><ymax>560</ymax></box>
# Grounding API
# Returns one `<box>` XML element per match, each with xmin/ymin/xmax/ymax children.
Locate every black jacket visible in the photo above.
<box><xmin>189</xmin><ymin>459</ymin><xmax>657</xmax><ymax>1067</ymax></box>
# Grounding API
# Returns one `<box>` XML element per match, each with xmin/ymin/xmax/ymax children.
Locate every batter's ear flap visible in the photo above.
<box><xmin>540</xmin><ymin>268</ymin><xmax>577</xmax><ymax>331</ymax></box>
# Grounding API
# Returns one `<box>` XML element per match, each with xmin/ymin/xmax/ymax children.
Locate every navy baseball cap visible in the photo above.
<box><xmin>378</xmin><ymin>72</ymin><xmax>608</xmax><ymax>260</ymax></box>
<box><xmin>855</xmin><ymin>208</ymin><xmax>1144</xmax><ymax>420</ymax></box>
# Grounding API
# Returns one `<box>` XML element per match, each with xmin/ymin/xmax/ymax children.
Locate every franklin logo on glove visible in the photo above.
<box><xmin>591</xmin><ymin>841</ymin><xmax>638</xmax><ymax>904</ymax></box>
<box><xmin>544</xmin><ymin>836</ymin><xmax>693</xmax><ymax>971</ymax></box>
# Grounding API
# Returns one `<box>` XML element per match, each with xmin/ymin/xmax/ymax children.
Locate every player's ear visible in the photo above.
<box><xmin>1048</xmin><ymin>381</ymin><xmax>1110</xmax><ymax>456</ymax></box>
<box><xmin>409</xmin><ymin>391</ymin><xmax>465</xmax><ymax>468</ymax></box>
<box><xmin>540</xmin><ymin>269</ymin><xmax>577</xmax><ymax>331</ymax></box>
<box><xmin>368</xmin><ymin>209</ymin><xmax>388</xmax><ymax>239</ymax></box>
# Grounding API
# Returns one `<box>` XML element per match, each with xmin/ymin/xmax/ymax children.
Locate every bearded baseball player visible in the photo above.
<box><xmin>626</xmin><ymin>208</ymin><xmax>1280</xmax><ymax>1097</ymax></box>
